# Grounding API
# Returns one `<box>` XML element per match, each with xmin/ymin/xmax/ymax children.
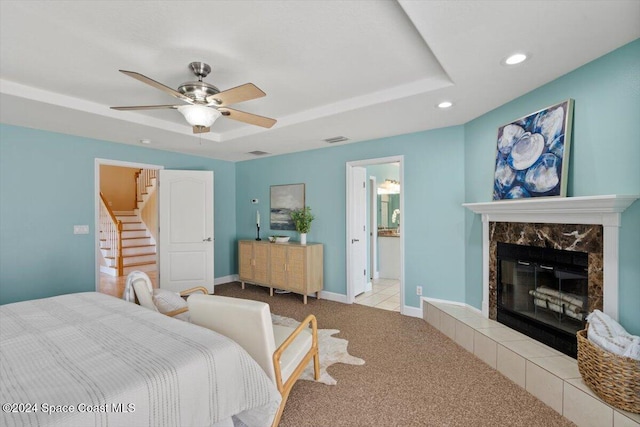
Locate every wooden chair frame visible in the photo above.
<box><xmin>271</xmin><ymin>314</ymin><xmax>319</xmax><ymax>427</ymax></box>
<box><xmin>186</xmin><ymin>294</ymin><xmax>320</xmax><ymax>427</ymax></box>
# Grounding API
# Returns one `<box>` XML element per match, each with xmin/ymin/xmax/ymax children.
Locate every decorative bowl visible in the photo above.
<box><xmin>269</xmin><ymin>236</ymin><xmax>290</xmax><ymax>243</ymax></box>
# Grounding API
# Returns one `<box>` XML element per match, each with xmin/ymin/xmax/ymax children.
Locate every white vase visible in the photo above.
<box><xmin>300</xmin><ymin>233</ymin><xmax>307</xmax><ymax>245</ymax></box>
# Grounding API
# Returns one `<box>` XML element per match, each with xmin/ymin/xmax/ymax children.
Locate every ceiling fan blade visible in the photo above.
<box><xmin>110</xmin><ymin>105</ymin><xmax>179</xmax><ymax>111</ymax></box>
<box><xmin>193</xmin><ymin>126</ymin><xmax>211</xmax><ymax>134</ymax></box>
<box><xmin>219</xmin><ymin>107</ymin><xmax>277</xmax><ymax>128</ymax></box>
<box><xmin>119</xmin><ymin>70</ymin><xmax>193</xmax><ymax>103</ymax></box>
<box><xmin>206</xmin><ymin>83</ymin><xmax>265</xmax><ymax>107</ymax></box>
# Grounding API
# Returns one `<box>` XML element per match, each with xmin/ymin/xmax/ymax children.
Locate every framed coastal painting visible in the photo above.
<box><xmin>493</xmin><ymin>99</ymin><xmax>574</xmax><ymax>200</ymax></box>
<box><xmin>270</xmin><ymin>183</ymin><xmax>305</xmax><ymax>230</ymax></box>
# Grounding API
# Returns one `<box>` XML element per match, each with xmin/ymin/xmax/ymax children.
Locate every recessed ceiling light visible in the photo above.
<box><xmin>504</xmin><ymin>53</ymin><xmax>528</xmax><ymax>65</ymax></box>
<box><xmin>437</xmin><ymin>101</ymin><xmax>453</xmax><ymax>109</ymax></box>
<box><xmin>139</xmin><ymin>139</ymin><xmax>151</xmax><ymax>144</ymax></box>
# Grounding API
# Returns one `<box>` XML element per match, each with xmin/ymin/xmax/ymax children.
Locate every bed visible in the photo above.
<box><xmin>0</xmin><ymin>292</ymin><xmax>281</xmax><ymax>427</ymax></box>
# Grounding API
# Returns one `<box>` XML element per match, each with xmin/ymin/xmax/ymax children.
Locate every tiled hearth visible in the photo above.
<box><xmin>423</xmin><ymin>300</ymin><xmax>640</xmax><ymax>427</ymax></box>
<box><xmin>455</xmin><ymin>196</ymin><xmax>640</xmax><ymax>426</ymax></box>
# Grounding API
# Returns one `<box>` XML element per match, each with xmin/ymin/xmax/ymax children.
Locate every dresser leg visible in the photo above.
<box><xmin>316</xmin><ymin>291</ymin><xmax>320</xmax><ymax>300</ymax></box>
<box><xmin>270</xmin><ymin>287</ymin><xmax>273</xmax><ymax>297</ymax></box>
<box><xmin>241</xmin><ymin>282</ymin><xmax>245</xmax><ymax>290</ymax></box>
<box><xmin>303</xmin><ymin>294</ymin><xmax>307</xmax><ymax>304</ymax></box>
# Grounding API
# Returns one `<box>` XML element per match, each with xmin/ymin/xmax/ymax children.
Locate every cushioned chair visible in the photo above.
<box><xmin>125</xmin><ymin>271</ymin><xmax>208</xmax><ymax>320</ymax></box>
<box><xmin>187</xmin><ymin>294</ymin><xmax>319</xmax><ymax>427</ymax></box>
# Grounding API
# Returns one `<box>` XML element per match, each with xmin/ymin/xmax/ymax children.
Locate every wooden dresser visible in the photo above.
<box><xmin>238</xmin><ymin>240</ymin><xmax>323</xmax><ymax>304</ymax></box>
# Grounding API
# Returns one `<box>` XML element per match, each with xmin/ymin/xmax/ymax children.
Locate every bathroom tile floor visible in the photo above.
<box><xmin>355</xmin><ymin>278</ymin><xmax>400</xmax><ymax>311</ymax></box>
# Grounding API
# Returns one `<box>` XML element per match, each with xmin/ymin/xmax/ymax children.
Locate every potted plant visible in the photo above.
<box><xmin>290</xmin><ymin>206</ymin><xmax>315</xmax><ymax>244</ymax></box>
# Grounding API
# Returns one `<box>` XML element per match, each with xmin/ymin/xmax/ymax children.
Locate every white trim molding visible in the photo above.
<box><xmin>421</xmin><ymin>296</ymin><xmax>483</xmax><ymax>317</ymax></box>
<box><xmin>402</xmin><ymin>305</ymin><xmax>423</xmax><ymax>319</ymax></box>
<box><xmin>463</xmin><ymin>194</ymin><xmax>639</xmax><ymax>321</ymax></box>
<box><xmin>319</xmin><ymin>291</ymin><xmax>349</xmax><ymax>304</ymax></box>
<box><xmin>214</xmin><ymin>275</ymin><xmax>239</xmax><ymax>286</ymax></box>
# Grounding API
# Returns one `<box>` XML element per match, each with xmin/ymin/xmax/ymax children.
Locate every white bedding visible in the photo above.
<box><xmin>0</xmin><ymin>292</ymin><xmax>281</xmax><ymax>427</ymax></box>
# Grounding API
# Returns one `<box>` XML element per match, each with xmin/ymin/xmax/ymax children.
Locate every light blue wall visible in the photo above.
<box><xmin>236</xmin><ymin>127</ymin><xmax>466</xmax><ymax>307</ymax></box>
<box><xmin>0</xmin><ymin>125</ymin><xmax>236</xmax><ymax>304</ymax></box>
<box><xmin>2</xmin><ymin>40</ymin><xmax>636</xmax><ymax>327</ymax></box>
<box><xmin>464</xmin><ymin>40</ymin><xmax>640</xmax><ymax>333</ymax></box>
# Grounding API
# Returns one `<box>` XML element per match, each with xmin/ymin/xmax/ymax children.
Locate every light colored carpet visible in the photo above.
<box><xmin>272</xmin><ymin>313</ymin><xmax>365</xmax><ymax>385</ymax></box>
<box><xmin>216</xmin><ymin>283</ymin><xmax>576</xmax><ymax>427</ymax></box>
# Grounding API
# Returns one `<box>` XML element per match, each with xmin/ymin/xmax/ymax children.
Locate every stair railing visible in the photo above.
<box><xmin>99</xmin><ymin>192</ymin><xmax>123</xmax><ymax>276</ymax></box>
<box><xmin>136</xmin><ymin>168</ymin><xmax>158</xmax><ymax>205</ymax></box>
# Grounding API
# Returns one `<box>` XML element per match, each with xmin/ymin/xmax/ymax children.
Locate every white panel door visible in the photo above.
<box><xmin>350</xmin><ymin>166</ymin><xmax>368</xmax><ymax>297</ymax></box>
<box><xmin>159</xmin><ymin>170</ymin><xmax>214</xmax><ymax>293</ymax></box>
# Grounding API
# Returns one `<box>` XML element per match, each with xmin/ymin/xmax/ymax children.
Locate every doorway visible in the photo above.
<box><xmin>94</xmin><ymin>158</ymin><xmax>163</xmax><ymax>297</ymax></box>
<box><xmin>346</xmin><ymin>156</ymin><xmax>404</xmax><ymax>314</ymax></box>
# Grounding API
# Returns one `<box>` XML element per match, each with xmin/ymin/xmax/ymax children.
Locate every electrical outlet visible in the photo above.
<box><xmin>416</xmin><ymin>286</ymin><xmax>422</xmax><ymax>296</ymax></box>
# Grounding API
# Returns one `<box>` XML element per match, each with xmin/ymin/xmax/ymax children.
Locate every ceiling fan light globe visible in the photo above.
<box><xmin>177</xmin><ymin>104</ymin><xmax>221</xmax><ymax>127</ymax></box>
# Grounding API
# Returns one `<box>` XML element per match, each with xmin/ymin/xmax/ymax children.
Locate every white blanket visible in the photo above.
<box><xmin>0</xmin><ymin>292</ymin><xmax>281</xmax><ymax>427</ymax></box>
<box><xmin>586</xmin><ymin>310</ymin><xmax>640</xmax><ymax>361</ymax></box>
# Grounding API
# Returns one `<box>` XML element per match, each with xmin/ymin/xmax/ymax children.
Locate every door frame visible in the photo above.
<box><xmin>94</xmin><ymin>158</ymin><xmax>164</xmax><ymax>291</ymax></box>
<box><xmin>346</xmin><ymin>155</ymin><xmax>404</xmax><ymax>313</ymax></box>
<box><xmin>369</xmin><ymin>176</ymin><xmax>378</xmax><ymax>280</ymax></box>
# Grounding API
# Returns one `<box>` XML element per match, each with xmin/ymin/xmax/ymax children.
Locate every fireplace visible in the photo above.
<box><xmin>496</xmin><ymin>242</ymin><xmax>588</xmax><ymax>357</ymax></box>
<box><xmin>463</xmin><ymin>195</ymin><xmax>638</xmax><ymax>359</ymax></box>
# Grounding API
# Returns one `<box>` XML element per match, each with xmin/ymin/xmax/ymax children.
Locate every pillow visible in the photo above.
<box><xmin>152</xmin><ymin>289</ymin><xmax>190</xmax><ymax>321</ymax></box>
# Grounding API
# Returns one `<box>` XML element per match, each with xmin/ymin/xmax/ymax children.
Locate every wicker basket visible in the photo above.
<box><xmin>576</xmin><ymin>328</ymin><xmax>640</xmax><ymax>413</ymax></box>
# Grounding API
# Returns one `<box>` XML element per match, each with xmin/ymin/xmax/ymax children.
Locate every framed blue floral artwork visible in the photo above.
<box><xmin>493</xmin><ymin>99</ymin><xmax>574</xmax><ymax>200</ymax></box>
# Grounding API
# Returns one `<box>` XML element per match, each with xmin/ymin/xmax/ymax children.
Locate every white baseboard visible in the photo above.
<box><xmin>214</xmin><ymin>274</ymin><xmax>239</xmax><ymax>286</ymax></box>
<box><xmin>465</xmin><ymin>304</ymin><xmax>483</xmax><ymax>316</ymax></box>
<box><xmin>422</xmin><ymin>296</ymin><xmax>466</xmax><ymax>307</ymax></box>
<box><xmin>319</xmin><ymin>291</ymin><xmax>348</xmax><ymax>304</ymax></box>
<box><xmin>402</xmin><ymin>305</ymin><xmax>423</xmax><ymax>318</ymax></box>
<box><xmin>421</xmin><ymin>297</ymin><xmax>484</xmax><ymax>317</ymax></box>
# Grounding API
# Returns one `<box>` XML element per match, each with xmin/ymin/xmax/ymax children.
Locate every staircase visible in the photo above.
<box><xmin>100</xmin><ymin>211</ymin><xmax>157</xmax><ymax>275</ymax></box>
<box><xmin>99</xmin><ymin>168</ymin><xmax>158</xmax><ymax>276</ymax></box>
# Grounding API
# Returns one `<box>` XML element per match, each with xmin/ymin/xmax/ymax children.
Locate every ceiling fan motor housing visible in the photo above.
<box><xmin>178</xmin><ymin>81</ymin><xmax>220</xmax><ymax>102</ymax></box>
<box><xmin>178</xmin><ymin>62</ymin><xmax>220</xmax><ymax>102</ymax></box>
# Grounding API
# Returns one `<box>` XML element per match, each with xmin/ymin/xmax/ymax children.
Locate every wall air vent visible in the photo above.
<box><xmin>248</xmin><ymin>150</ymin><xmax>270</xmax><ymax>156</ymax></box>
<box><xmin>323</xmin><ymin>136</ymin><xmax>349</xmax><ymax>144</ymax></box>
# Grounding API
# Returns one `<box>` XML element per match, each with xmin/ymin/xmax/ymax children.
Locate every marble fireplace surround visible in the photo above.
<box><xmin>463</xmin><ymin>195</ymin><xmax>639</xmax><ymax>322</ymax></box>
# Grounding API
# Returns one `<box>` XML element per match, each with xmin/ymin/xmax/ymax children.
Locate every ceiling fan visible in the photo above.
<box><xmin>110</xmin><ymin>62</ymin><xmax>276</xmax><ymax>134</ymax></box>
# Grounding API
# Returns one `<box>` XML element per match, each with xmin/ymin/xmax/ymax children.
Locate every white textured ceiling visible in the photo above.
<box><xmin>1</xmin><ymin>1</ymin><xmax>638</xmax><ymax>161</ymax></box>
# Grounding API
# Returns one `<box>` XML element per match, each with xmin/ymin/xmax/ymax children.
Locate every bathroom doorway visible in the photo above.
<box><xmin>346</xmin><ymin>156</ymin><xmax>403</xmax><ymax>313</ymax></box>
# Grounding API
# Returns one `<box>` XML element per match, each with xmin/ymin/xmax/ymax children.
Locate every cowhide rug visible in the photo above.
<box><xmin>271</xmin><ymin>314</ymin><xmax>365</xmax><ymax>385</ymax></box>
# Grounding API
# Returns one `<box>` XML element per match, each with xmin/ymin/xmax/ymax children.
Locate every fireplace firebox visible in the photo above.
<box><xmin>497</xmin><ymin>242</ymin><xmax>588</xmax><ymax>358</ymax></box>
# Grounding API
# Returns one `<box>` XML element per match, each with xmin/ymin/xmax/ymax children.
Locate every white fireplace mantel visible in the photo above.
<box><xmin>463</xmin><ymin>194</ymin><xmax>639</xmax><ymax>320</ymax></box>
